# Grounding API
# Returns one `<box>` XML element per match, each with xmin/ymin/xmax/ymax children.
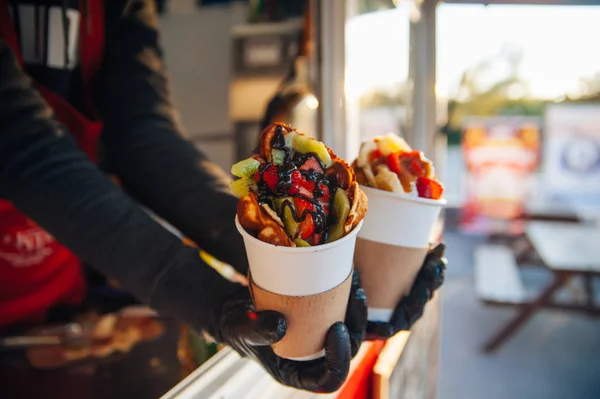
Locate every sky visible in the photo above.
<box><xmin>345</xmin><ymin>3</ymin><xmax>600</xmax><ymax>100</ymax></box>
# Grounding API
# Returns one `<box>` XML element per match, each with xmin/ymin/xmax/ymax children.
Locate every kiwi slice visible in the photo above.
<box><xmin>327</xmin><ymin>188</ymin><xmax>351</xmax><ymax>242</ymax></box>
<box><xmin>229</xmin><ymin>178</ymin><xmax>254</xmax><ymax>198</ymax></box>
<box><xmin>284</xmin><ymin>131</ymin><xmax>296</xmax><ymax>151</ymax></box>
<box><xmin>294</xmin><ymin>238</ymin><xmax>311</xmax><ymax>247</ymax></box>
<box><xmin>231</xmin><ymin>158</ymin><xmax>261</xmax><ymax>178</ymax></box>
<box><xmin>272</xmin><ymin>197</ymin><xmax>298</xmax><ymax>238</ymax></box>
<box><xmin>285</xmin><ymin>131</ymin><xmax>332</xmax><ymax>167</ymax></box>
<box><xmin>271</xmin><ymin>149</ymin><xmax>285</xmax><ymax>165</ymax></box>
<box><xmin>281</xmin><ymin>203</ymin><xmax>299</xmax><ymax>238</ymax></box>
<box><xmin>271</xmin><ymin>198</ymin><xmax>284</xmax><ymax>213</ymax></box>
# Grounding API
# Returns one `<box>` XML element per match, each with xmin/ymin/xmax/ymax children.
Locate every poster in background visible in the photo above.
<box><xmin>543</xmin><ymin>103</ymin><xmax>600</xmax><ymax>210</ymax></box>
<box><xmin>460</xmin><ymin>116</ymin><xmax>541</xmax><ymax>233</ymax></box>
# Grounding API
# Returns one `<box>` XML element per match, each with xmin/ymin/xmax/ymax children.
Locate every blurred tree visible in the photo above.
<box><xmin>579</xmin><ymin>72</ymin><xmax>600</xmax><ymax>97</ymax></box>
<box><xmin>443</xmin><ymin>44</ymin><xmax>547</xmax><ymax>145</ymax></box>
<box><xmin>568</xmin><ymin>73</ymin><xmax>600</xmax><ymax>102</ymax></box>
<box><xmin>359</xmin><ymin>84</ymin><xmax>408</xmax><ymax>109</ymax></box>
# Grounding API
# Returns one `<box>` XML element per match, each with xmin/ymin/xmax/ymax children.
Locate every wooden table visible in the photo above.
<box><xmin>524</xmin><ymin>197</ymin><xmax>580</xmax><ymax>222</ymax></box>
<box><xmin>483</xmin><ymin>221</ymin><xmax>600</xmax><ymax>353</ymax></box>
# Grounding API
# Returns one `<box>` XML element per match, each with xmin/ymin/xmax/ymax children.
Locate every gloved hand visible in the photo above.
<box><xmin>209</xmin><ymin>270</ymin><xmax>367</xmax><ymax>393</ymax></box>
<box><xmin>365</xmin><ymin>243</ymin><xmax>446</xmax><ymax>340</ymax></box>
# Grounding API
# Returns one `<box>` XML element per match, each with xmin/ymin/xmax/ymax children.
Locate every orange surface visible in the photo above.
<box><xmin>336</xmin><ymin>340</ymin><xmax>386</xmax><ymax>399</ymax></box>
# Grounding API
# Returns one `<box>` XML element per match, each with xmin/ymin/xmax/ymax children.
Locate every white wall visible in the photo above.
<box><xmin>158</xmin><ymin>0</ymin><xmax>248</xmax><ymax>171</ymax></box>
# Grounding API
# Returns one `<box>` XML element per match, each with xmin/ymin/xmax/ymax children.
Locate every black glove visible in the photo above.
<box><xmin>365</xmin><ymin>243</ymin><xmax>446</xmax><ymax>340</ymax></box>
<box><xmin>209</xmin><ymin>270</ymin><xmax>367</xmax><ymax>393</ymax></box>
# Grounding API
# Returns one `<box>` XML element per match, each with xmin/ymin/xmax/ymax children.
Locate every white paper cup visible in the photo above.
<box><xmin>235</xmin><ymin>217</ymin><xmax>363</xmax><ymax>360</ymax></box>
<box><xmin>235</xmin><ymin>217</ymin><xmax>362</xmax><ymax>296</ymax></box>
<box><xmin>358</xmin><ymin>185</ymin><xmax>446</xmax><ymax>248</ymax></box>
<box><xmin>356</xmin><ymin>185</ymin><xmax>446</xmax><ymax>322</ymax></box>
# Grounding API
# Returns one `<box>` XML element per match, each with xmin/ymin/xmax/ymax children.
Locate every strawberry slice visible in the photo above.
<box><xmin>311</xmin><ymin>232</ymin><xmax>322</xmax><ymax>246</ymax></box>
<box><xmin>318</xmin><ymin>182</ymin><xmax>331</xmax><ymax>203</ymax></box>
<box><xmin>416</xmin><ymin>177</ymin><xmax>444</xmax><ymax>200</ymax></box>
<box><xmin>369</xmin><ymin>149</ymin><xmax>383</xmax><ymax>162</ymax></box>
<box><xmin>262</xmin><ymin>165</ymin><xmax>279</xmax><ymax>192</ymax></box>
<box><xmin>386</xmin><ymin>153</ymin><xmax>401</xmax><ymax>174</ymax></box>
<box><xmin>399</xmin><ymin>151</ymin><xmax>426</xmax><ymax>177</ymax></box>
<box><xmin>288</xmin><ymin>170</ymin><xmax>316</xmax><ymax>197</ymax></box>
<box><xmin>299</xmin><ymin>156</ymin><xmax>324</xmax><ymax>174</ymax></box>
<box><xmin>294</xmin><ymin>198</ymin><xmax>316</xmax><ymax>240</ymax></box>
<box><xmin>287</xmin><ymin>170</ymin><xmax>303</xmax><ymax>195</ymax></box>
<box><xmin>298</xmin><ymin>213</ymin><xmax>316</xmax><ymax>240</ymax></box>
<box><xmin>294</xmin><ymin>197</ymin><xmax>315</xmax><ymax>215</ymax></box>
<box><xmin>300</xmin><ymin>177</ymin><xmax>315</xmax><ymax>194</ymax></box>
<box><xmin>317</xmin><ymin>182</ymin><xmax>331</xmax><ymax>216</ymax></box>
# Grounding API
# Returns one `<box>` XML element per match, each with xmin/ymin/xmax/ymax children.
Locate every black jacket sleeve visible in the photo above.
<box><xmin>0</xmin><ymin>39</ymin><xmax>238</xmax><ymax>332</ymax></box>
<box><xmin>96</xmin><ymin>0</ymin><xmax>248</xmax><ymax>275</ymax></box>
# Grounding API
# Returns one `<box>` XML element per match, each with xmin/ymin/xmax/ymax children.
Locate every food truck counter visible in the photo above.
<box><xmin>161</xmin><ymin>292</ymin><xmax>441</xmax><ymax>399</ymax></box>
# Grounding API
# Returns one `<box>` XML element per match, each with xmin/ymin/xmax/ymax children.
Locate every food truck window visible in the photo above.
<box><xmin>345</xmin><ymin>2</ymin><xmax>412</xmax><ymax>159</ymax></box>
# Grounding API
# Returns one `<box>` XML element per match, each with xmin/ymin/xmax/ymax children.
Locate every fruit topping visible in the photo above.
<box><xmin>294</xmin><ymin>237</ymin><xmax>311</xmax><ymax>247</ymax></box>
<box><xmin>230</xmin><ymin>178</ymin><xmax>255</xmax><ymax>198</ymax></box>
<box><xmin>285</xmin><ymin>131</ymin><xmax>332</xmax><ymax>167</ymax></box>
<box><xmin>416</xmin><ymin>177</ymin><xmax>444</xmax><ymax>200</ymax></box>
<box><xmin>235</xmin><ymin>123</ymin><xmax>367</xmax><ymax>248</ymax></box>
<box><xmin>281</xmin><ymin>201</ymin><xmax>299</xmax><ymax>238</ymax></box>
<box><xmin>386</xmin><ymin>153</ymin><xmax>401</xmax><ymax>175</ymax></box>
<box><xmin>295</xmin><ymin>196</ymin><xmax>315</xmax><ymax>211</ymax></box>
<box><xmin>231</xmin><ymin>158</ymin><xmax>261</xmax><ymax>178</ymax></box>
<box><xmin>299</xmin><ymin>156</ymin><xmax>324</xmax><ymax>174</ymax></box>
<box><xmin>398</xmin><ymin>151</ymin><xmax>428</xmax><ymax>177</ymax></box>
<box><xmin>262</xmin><ymin>165</ymin><xmax>279</xmax><ymax>192</ymax></box>
<box><xmin>369</xmin><ymin>149</ymin><xmax>383</xmax><ymax>163</ymax></box>
<box><xmin>298</xmin><ymin>213</ymin><xmax>316</xmax><ymax>240</ymax></box>
<box><xmin>327</xmin><ymin>188</ymin><xmax>351</xmax><ymax>243</ymax></box>
<box><xmin>286</xmin><ymin>170</ymin><xmax>303</xmax><ymax>195</ymax></box>
<box><xmin>317</xmin><ymin>182</ymin><xmax>331</xmax><ymax>203</ymax></box>
<box><xmin>315</xmin><ymin>182</ymin><xmax>331</xmax><ymax>216</ymax></box>
<box><xmin>374</xmin><ymin>166</ymin><xmax>403</xmax><ymax>193</ymax></box>
<box><xmin>271</xmin><ymin>149</ymin><xmax>286</xmax><ymax>165</ymax></box>
<box><xmin>292</xmin><ymin>198</ymin><xmax>322</xmax><ymax>243</ymax></box>
<box><xmin>354</xmin><ymin>133</ymin><xmax>442</xmax><ymax>199</ymax></box>
<box><xmin>311</xmin><ymin>233</ymin><xmax>322</xmax><ymax>246</ymax></box>
<box><xmin>357</xmin><ymin>141</ymin><xmax>377</xmax><ymax>167</ymax></box>
<box><xmin>376</xmin><ymin>133</ymin><xmax>411</xmax><ymax>156</ymax></box>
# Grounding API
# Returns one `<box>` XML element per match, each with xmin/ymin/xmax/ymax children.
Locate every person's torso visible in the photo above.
<box><xmin>9</xmin><ymin>0</ymin><xmax>85</xmax><ymax>110</ymax></box>
<box><xmin>0</xmin><ymin>0</ymin><xmax>128</xmax><ymax>327</ymax></box>
<box><xmin>7</xmin><ymin>0</ymin><xmax>128</xmax><ymax>112</ymax></box>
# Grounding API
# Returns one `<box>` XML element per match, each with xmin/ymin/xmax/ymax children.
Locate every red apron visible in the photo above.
<box><xmin>0</xmin><ymin>0</ymin><xmax>104</xmax><ymax>327</ymax></box>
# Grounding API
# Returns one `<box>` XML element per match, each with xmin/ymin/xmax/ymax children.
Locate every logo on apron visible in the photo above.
<box><xmin>0</xmin><ymin>225</ymin><xmax>56</xmax><ymax>268</ymax></box>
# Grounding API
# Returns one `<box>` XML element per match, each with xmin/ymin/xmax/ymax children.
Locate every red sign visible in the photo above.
<box><xmin>460</xmin><ymin>117</ymin><xmax>541</xmax><ymax>233</ymax></box>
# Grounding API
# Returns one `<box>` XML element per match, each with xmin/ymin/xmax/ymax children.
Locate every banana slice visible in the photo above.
<box><xmin>374</xmin><ymin>165</ymin><xmax>403</xmax><ymax>193</ymax></box>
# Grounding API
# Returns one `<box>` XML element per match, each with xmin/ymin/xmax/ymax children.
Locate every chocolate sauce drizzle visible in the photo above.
<box><xmin>257</xmin><ymin>125</ymin><xmax>333</xmax><ymax>244</ymax></box>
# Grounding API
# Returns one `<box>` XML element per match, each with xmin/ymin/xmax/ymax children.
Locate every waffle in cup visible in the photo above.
<box><xmin>351</xmin><ymin>134</ymin><xmax>446</xmax><ymax>322</ymax></box>
<box><xmin>231</xmin><ymin>123</ymin><xmax>367</xmax><ymax>360</ymax></box>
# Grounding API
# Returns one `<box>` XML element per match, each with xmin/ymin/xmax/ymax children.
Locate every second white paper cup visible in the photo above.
<box><xmin>367</xmin><ymin>308</ymin><xmax>394</xmax><ymax>322</ymax></box>
<box><xmin>357</xmin><ymin>185</ymin><xmax>446</xmax><ymax>322</ymax></box>
<box><xmin>235</xmin><ymin>217</ymin><xmax>362</xmax><ymax>296</ymax></box>
<box><xmin>358</xmin><ymin>185</ymin><xmax>446</xmax><ymax>248</ymax></box>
